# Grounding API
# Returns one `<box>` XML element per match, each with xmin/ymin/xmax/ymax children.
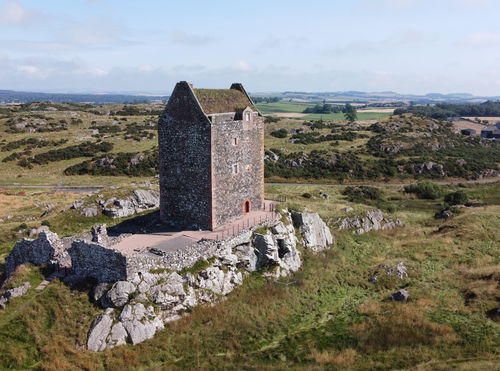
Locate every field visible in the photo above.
<box><xmin>0</xmin><ymin>182</ymin><xmax>498</xmax><ymax>369</ymax></box>
<box><xmin>256</xmin><ymin>102</ymin><xmax>393</xmax><ymax>121</ymax></box>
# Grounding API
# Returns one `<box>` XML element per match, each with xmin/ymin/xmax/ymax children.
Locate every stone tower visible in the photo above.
<box><xmin>157</xmin><ymin>81</ymin><xmax>264</xmax><ymax>230</ymax></box>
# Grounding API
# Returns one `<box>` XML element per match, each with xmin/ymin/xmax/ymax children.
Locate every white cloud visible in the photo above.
<box><xmin>0</xmin><ymin>0</ymin><xmax>44</xmax><ymax>25</ymax></box>
<box><xmin>460</xmin><ymin>31</ymin><xmax>500</xmax><ymax>47</ymax></box>
<box><xmin>171</xmin><ymin>31</ymin><xmax>214</xmax><ymax>46</ymax></box>
<box><xmin>234</xmin><ymin>60</ymin><xmax>254</xmax><ymax>72</ymax></box>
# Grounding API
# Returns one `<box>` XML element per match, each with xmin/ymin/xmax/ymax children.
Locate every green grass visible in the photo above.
<box><xmin>303</xmin><ymin>112</ymin><xmax>392</xmax><ymax>120</ymax></box>
<box><xmin>256</xmin><ymin>102</ymin><xmax>314</xmax><ymax>114</ymax></box>
<box><xmin>0</xmin><ymin>183</ymin><xmax>498</xmax><ymax>370</ymax></box>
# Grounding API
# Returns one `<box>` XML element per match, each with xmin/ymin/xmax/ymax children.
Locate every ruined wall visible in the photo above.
<box><xmin>68</xmin><ymin>242</ymin><xmax>128</xmax><ymax>283</ymax></box>
<box><xmin>158</xmin><ymin>82</ymin><xmax>213</xmax><ymax>230</ymax></box>
<box><xmin>211</xmin><ymin>112</ymin><xmax>264</xmax><ymax>227</ymax></box>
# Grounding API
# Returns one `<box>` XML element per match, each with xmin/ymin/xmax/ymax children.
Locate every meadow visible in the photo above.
<box><xmin>0</xmin><ymin>181</ymin><xmax>498</xmax><ymax>370</ymax></box>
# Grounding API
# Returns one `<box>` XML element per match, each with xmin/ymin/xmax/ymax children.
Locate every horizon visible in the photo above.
<box><xmin>1</xmin><ymin>0</ymin><xmax>500</xmax><ymax>95</ymax></box>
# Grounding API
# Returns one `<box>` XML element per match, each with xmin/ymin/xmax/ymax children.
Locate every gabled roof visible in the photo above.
<box><xmin>192</xmin><ymin>88</ymin><xmax>258</xmax><ymax>115</ymax></box>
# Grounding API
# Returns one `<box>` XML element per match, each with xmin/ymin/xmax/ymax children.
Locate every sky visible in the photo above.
<box><xmin>0</xmin><ymin>0</ymin><xmax>500</xmax><ymax>95</ymax></box>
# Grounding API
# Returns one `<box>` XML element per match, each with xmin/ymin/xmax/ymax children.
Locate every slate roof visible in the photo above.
<box><xmin>193</xmin><ymin>88</ymin><xmax>257</xmax><ymax>115</ymax></box>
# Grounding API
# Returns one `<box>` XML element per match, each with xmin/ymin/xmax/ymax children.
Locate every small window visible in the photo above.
<box><xmin>232</xmin><ymin>137</ymin><xmax>239</xmax><ymax>146</ymax></box>
<box><xmin>232</xmin><ymin>163</ymin><xmax>239</xmax><ymax>174</ymax></box>
<box><xmin>245</xmin><ymin>111</ymin><xmax>251</xmax><ymax>121</ymax></box>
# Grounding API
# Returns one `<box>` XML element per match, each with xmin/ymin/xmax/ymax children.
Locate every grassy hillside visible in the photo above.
<box><xmin>0</xmin><ymin>182</ymin><xmax>498</xmax><ymax>370</ymax></box>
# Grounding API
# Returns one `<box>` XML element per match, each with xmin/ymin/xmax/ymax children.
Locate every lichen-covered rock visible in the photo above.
<box><xmin>336</xmin><ymin>209</ymin><xmax>403</xmax><ymax>235</ymax></box>
<box><xmin>106</xmin><ymin>322</ymin><xmax>127</xmax><ymax>349</ymax></box>
<box><xmin>233</xmin><ymin>244</ymin><xmax>258</xmax><ymax>271</ymax></box>
<box><xmin>87</xmin><ymin>313</ymin><xmax>113</xmax><ymax>352</ymax></box>
<box><xmin>106</xmin><ymin>281</ymin><xmax>136</xmax><ymax>308</ymax></box>
<box><xmin>252</xmin><ymin>233</ymin><xmax>280</xmax><ymax>267</ymax></box>
<box><xmin>103</xmin><ymin>189</ymin><xmax>159</xmax><ymax>218</ymax></box>
<box><xmin>81</xmin><ymin>207</ymin><xmax>98</xmax><ymax>217</ymax></box>
<box><xmin>291</xmin><ymin>211</ymin><xmax>333</xmax><ymax>251</ymax></box>
<box><xmin>119</xmin><ymin>303</ymin><xmax>164</xmax><ymax>345</ymax></box>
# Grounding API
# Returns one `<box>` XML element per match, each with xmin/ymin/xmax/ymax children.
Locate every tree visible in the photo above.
<box><xmin>344</xmin><ymin>103</ymin><xmax>357</xmax><ymax>122</ymax></box>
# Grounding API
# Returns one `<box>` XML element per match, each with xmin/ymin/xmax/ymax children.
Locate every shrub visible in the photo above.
<box><xmin>41</xmin><ymin>220</ymin><xmax>52</xmax><ymax>228</ymax></box>
<box><xmin>404</xmin><ymin>182</ymin><xmax>443</xmax><ymax>200</ymax></box>
<box><xmin>342</xmin><ymin>186</ymin><xmax>384</xmax><ymax>202</ymax></box>
<box><xmin>444</xmin><ymin>191</ymin><xmax>469</xmax><ymax>206</ymax></box>
<box><xmin>270</xmin><ymin>128</ymin><xmax>288</xmax><ymax>138</ymax></box>
<box><xmin>302</xmin><ymin>192</ymin><xmax>312</xmax><ymax>199</ymax></box>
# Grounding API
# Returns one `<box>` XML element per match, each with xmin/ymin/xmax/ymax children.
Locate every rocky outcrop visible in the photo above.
<box><xmin>5</xmin><ymin>231</ymin><xmax>67</xmax><ymax>276</ymax></box>
<box><xmin>103</xmin><ymin>189</ymin><xmax>160</xmax><ymax>218</ymax></box>
<box><xmin>336</xmin><ymin>209</ymin><xmax>403</xmax><ymax>235</ymax></box>
<box><xmin>0</xmin><ymin>282</ymin><xmax>31</xmax><ymax>310</ymax></box>
<box><xmin>291</xmin><ymin>211</ymin><xmax>334</xmax><ymax>252</ymax></box>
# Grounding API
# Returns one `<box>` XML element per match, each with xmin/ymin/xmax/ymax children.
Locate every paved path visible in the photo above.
<box><xmin>110</xmin><ymin>200</ymin><xmax>279</xmax><ymax>254</ymax></box>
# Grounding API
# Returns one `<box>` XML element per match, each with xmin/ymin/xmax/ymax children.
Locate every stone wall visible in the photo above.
<box><xmin>211</xmin><ymin>113</ymin><xmax>264</xmax><ymax>227</ymax></box>
<box><xmin>4</xmin><ymin>231</ymin><xmax>67</xmax><ymax>276</ymax></box>
<box><xmin>68</xmin><ymin>242</ymin><xmax>128</xmax><ymax>283</ymax></box>
<box><xmin>158</xmin><ymin>81</ymin><xmax>213</xmax><ymax>230</ymax></box>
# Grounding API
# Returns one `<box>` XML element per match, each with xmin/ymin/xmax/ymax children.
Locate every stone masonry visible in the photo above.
<box><xmin>158</xmin><ymin>81</ymin><xmax>264</xmax><ymax>230</ymax></box>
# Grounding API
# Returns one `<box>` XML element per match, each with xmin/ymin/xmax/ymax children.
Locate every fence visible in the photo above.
<box><xmin>213</xmin><ymin>208</ymin><xmax>280</xmax><ymax>241</ymax></box>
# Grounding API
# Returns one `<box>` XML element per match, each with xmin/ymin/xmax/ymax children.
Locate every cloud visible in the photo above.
<box><xmin>171</xmin><ymin>31</ymin><xmax>214</xmax><ymax>46</ymax></box>
<box><xmin>459</xmin><ymin>31</ymin><xmax>500</xmax><ymax>47</ymax></box>
<box><xmin>0</xmin><ymin>0</ymin><xmax>45</xmax><ymax>26</ymax></box>
<box><xmin>325</xmin><ymin>29</ymin><xmax>434</xmax><ymax>55</ymax></box>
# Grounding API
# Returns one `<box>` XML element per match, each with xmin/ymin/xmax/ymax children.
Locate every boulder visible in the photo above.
<box><xmin>291</xmin><ymin>211</ymin><xmax>333</xmax><ymax>252</ymax></box>
<box><xmin>87</xmin><ymin>313</ymin><xmax>113</xmax><ymax>351</ymax></box>
<box><xmin>120</xmin><ymin>303</ymin><xmax>164</xmax><ymax>345</ymax></box>
<box><xmin>1</xmin><ymin>282</ymin><xmax>31</xmax><ymax>300</ymax></box>
<box><xmin>81</xmin><ymin>207</ymin><xmax>98</xmax><ymax>217</ymax></box>
<box><xmin>106</xmin><ymin>322</ymin><xmax>127</xmax><ymax>349</ymax></box>
<box><xmin>336</xmin><ymin>209</ymin><xmax>403</xmax><ymax>235</ymax></box>
<box><xmin>233</xmin><ymin>245</ymin><xmax>258</xmax><ymax>271</ymax></box>
<box><xmin>103</xmin><ymin>189</ymin><xmax>159</xmax><ymax>219</ymax></box>
<box><xmin>106</xmin><ymin>281</ymin><xmax>136</xmax><ymax>308</ymax></box>
<box><xmin>390</xmin><ymin>289</ymin><xmax>409</xmax><ymax>302</ymax></box>
<box><xmin>28</xmin><ymin>226</ymin><xmax>50</xmax><ymax>238</ymax></box>
<box><xmin>91</xmin><ymin>283</ymin><xmax>110</xmax><ymax>304</ymax></box>
<box><xmin>252</xmin><ymin>233</ymin><xmax>280</xmax><ymax>267</ymax></box>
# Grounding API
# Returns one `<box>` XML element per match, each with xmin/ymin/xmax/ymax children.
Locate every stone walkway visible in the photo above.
<box><xmin>110</xmin><ymin>200</ymin><xmax>279</xmax><ymax>254</ymax></box>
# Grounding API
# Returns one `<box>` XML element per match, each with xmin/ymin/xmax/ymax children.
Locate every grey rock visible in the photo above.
<box><xmin>106</xmin><ymin>281</ymin><xmax>136</xmax><ymax>308</ymax></box>
<box><xmin>70</xmin><ymin>200</ymin><xmax>84</xmax><ymax>210</ymax></box>
<box><xmin>252</xmin><ymin>233</ymin><xmax>280</xmax><ymax>267</ymax></box>
<box><xmin>337</xmin><ymin>209</ymin><xmax>403</xmax><ymax>235</ymax></box>
<box><xmin>106</xmin><ymin>322</ymin><xmax>127</xmax><ymax>349</ymax></box>
<box><xmin>81</xmin><ymin>207</ymin><xmax>98</xmax><ymax>217</ymax></box>
<box><xmin>87</xmin><ymin>313</ymin><xmax>113</xmax><ymax>351</ymax></box>
<box><xmin>91</xmin><ymin>283</ymin><xmax>109</xmax><ymax>304</ymax></box>
<box><xmin>390</xmin><ymin>289</ymin><xmax>409</xmax><ymax>302</ymax></box>
<box><xmin>103</xmin><ymin>189</ymin><xmax>159</xmax><ymax>219</ymax></box>
<box><xmin>291</xmin><ymin>211</ymin><xmax>333</xmax><ymax>252</ymax></box>
<box><xmin>1</xmin><ymin>282</ymin><xmax>31</xmax><ymax>300</ymax></box>
<box><xmin>233</xmin><ymin>244</ymin><xmax>258</xmax><ymax>271</ymax></box>
<box><xmin>28</xmin><ymin>225</ymin><xmax>50</xmax><ymax>238</ymax></box>
<box><xmin>341</xmin><ymin>207</ymin><xmax>354</xmax><ymax>213</ymax></box>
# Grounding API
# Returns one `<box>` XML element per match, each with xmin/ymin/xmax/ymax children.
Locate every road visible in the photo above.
<box><xmin>0</xmin><ymin>177</ymin><xmax>498</xmax><ymax>192</ymax></box>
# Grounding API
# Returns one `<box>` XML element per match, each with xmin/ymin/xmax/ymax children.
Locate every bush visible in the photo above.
<box><xmin>342</xmin><ymin>186</ymin><xmax>384</xmax><ymax>202</ymax></box>
<box><xmin>444</xmin><ymin>191</ymin><xmax>468</xmax><ymax>205</ymax></box>
<box><xmin>270</xmin><ymin>128</ymin><xmax>288</xmax><ymax>138</ymax></box>
<box><xmin>41</xmin><ymin>220</ymin><xmax>52</xmax><ymax>228</ymax></box>
<box><xmin>302</xmin><ymin>193</ymin><xmax>312</xmax><ymax>199</ymax></box>
<box><xmin>404</xmin><ymin>182</ymin><xmax>443</xmax><ymax>200</ymax></box>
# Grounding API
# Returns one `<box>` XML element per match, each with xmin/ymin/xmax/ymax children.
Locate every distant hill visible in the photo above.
<box><xmin>0</xmin><ymin>90</ymin><xmax>168</xmax><ymax>105</ymax></box>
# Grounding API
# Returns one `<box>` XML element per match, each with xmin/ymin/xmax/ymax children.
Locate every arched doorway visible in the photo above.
<box><xmin>244</xmin><ymin>200</ymin><xmax>251</xmax><ymax>214</ymax></box>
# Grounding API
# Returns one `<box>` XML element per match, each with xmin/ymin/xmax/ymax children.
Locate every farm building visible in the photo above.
<box><xmin>157</xmin><ymin>81</ymin><xmax>264</xmax><ymax>230</ymax></box>
<box><xmin>480</xmin><ymin>126</ymin><xmax>500</xmax><ymax>140</ymax></box>
<box><xmin>460</xmin><ymin>128</ymin><xmax>476</xmax><ymax>136</ymax></box>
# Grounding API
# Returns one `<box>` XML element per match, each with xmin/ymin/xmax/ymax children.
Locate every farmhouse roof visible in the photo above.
<box><xmin>192</xmin><ymin>85</ymin><xmax>258</xmax><ymax>115</ymax></box>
